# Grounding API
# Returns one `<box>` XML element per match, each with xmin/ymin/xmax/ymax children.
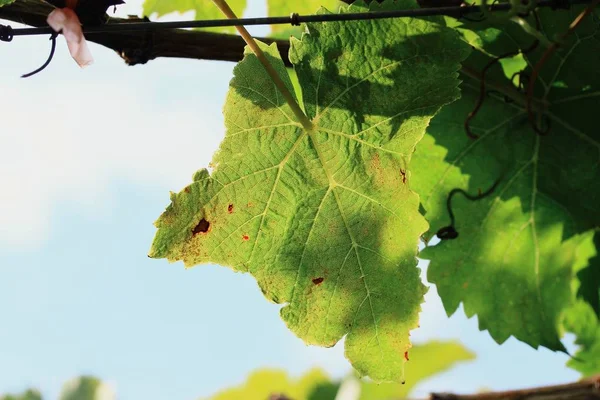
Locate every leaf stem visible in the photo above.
<box><xmin>211</xmin><ymin>0</ymin><xmax>313</xmax><ymax>131</ymax></box>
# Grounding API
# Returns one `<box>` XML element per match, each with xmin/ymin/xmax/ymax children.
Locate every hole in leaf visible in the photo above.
<box><xmin>312</xmin><ymin>277</ymin><xmax>324</xmax><ymax>285</ymax></box>
<box><xmin>228</xmin><ymin>204</ymin><xmax>234</xmax><ymax>214</ymax></box>
<box><xmin>400</xmin><ymin>169</ymin><xmax>407</xmax><ymax>184</ymax></box>
<box><xmin>192</xmin><ymin>218</ymin><xmax>210</xmax><ymax>235</ymax></box>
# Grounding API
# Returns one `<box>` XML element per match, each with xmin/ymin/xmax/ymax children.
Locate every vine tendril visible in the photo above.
<box><xmin>464</xmin><ymin>11</ymin><xmax>541</xmax><ymax>139</ymax></box>
<box><xmin>21</xmin><ymin>32</ymin><xmax>59</xmax><ymax>78</ymax></box>
<box><xmin>436</xmin><ymin>175</ymin><xmax>504</xmax><ymax>240</ymax></box>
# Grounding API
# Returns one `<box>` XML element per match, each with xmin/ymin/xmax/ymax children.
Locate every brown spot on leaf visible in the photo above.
<box><xmin>463</xmin><ymin>281</ymin><xmax>469</xmax><ymax>289</ymax></box>
<box><xmin>312</xmin><ymin>277</ymin><xmax>324</xmax><ymax>285</ymax></box>
<box><xmin>400</xmin><ymin>169</ymin><xmax>407</xmax><ymax>184</ymax></box>
<box><xmin>404</xmin><ymin>351</ymin><xmax>409</xmax><ymax>361</ymax></box>
<box><xmin>192</xmin><ymin>218</ymin><xmax>210</xmax><ymax>235</ymax></box>
<box><xmin>228</xmin><ymin>204</ymin><xmax>234</xmax><ymax>214</ymax></box>
<box><xmin>242</xmin><ymin>234</ymin><xmax>250</xmax><ymax>241</ymax></box>
<box><xmin>247</xmin><ymin>202</ymin><xmax>253</xmax><ymax>208</ymax></box>
<box><xmin>184</xmin><ymin>187</ymin><xmax>190</xmax><ymax>193</ymax></box>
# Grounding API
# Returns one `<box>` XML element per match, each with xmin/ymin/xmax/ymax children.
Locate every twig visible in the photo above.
<box><xmin>430</xmin><ymin>375</ymin><xmax>600</xmax><ymax>400</ymax></box>
<box><xmin>0</xmin><ymin>0</ymin><xmax>290</xmax><ymax>65</ymax></box>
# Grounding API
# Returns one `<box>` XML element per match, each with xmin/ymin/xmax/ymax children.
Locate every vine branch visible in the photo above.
<box><xmin>0</xmin><ymin>0</ymin><xmax>291</xmax><ymax>66</ymax></box>
<box><xmin>429</xmin><ymin>375</ymin><xmax>600</xmax><ymax>400</ymax></box>
<box><xmin>0</xmin><ymin>0</ymin><xmax>544</xmax><ymax>110</ymax></box>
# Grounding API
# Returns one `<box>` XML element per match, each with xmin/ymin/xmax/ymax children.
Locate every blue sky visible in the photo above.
<box><xmin>0</xmin><ymin>1</ymin><xmax>582</xmax><ymax>399</ymax></box>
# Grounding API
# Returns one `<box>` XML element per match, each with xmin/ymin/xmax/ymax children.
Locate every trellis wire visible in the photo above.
<box><xmin>0</xmin><ymin>0</ymin><xmax>590</xmax><ymax>38</ymax></box>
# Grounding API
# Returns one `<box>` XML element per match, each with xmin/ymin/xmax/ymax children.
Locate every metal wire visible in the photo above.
<box><xmin>1</xmin><ymin>0</ymin><xmax>587</xmax><ymax>38</ymax></box>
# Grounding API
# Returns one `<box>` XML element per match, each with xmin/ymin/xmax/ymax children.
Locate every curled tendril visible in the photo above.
<box><xmin>464</xmin><ymin>11</ymin><xmax>541</xmax><ymax>139</ymax></box>
<box><xmin>21</xmin><ymin>32</ymin><xmax>59</xmax><ymax>78</ymax></box>
<box><xmin>436</xmin><ymin>175</ymin><xmax>504</xmax><ymax>240</ymax></box>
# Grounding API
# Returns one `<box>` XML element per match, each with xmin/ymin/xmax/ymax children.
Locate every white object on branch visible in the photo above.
<box><xmin>47</xmin><ymin>8</ymin><xmax>93</xmax><ymax>67</ymax></box>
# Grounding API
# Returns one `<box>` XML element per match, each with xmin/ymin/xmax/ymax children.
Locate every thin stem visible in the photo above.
<box><xmin>460</xmin><ymin>66</ymin><xmax>548</xmax><ymax>112</ymax></box>
<box><xmin>211</xmin><ymin>0</ymin><xmax>313</xmax><ymax>131</ymax></box>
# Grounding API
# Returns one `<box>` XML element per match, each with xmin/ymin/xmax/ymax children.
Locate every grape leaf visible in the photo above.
<box><xmin>0</xmin><ymin>390</ymin><xmax>42</xmax><ymax>400</ymax></box>
<box><xmin>359</xmin><ymin>340</ymin><xmax>475</xmax><ymax>399</ymax></box>
<box><xmin>142</xmin><ymin>0</ymin><xmax>246</xmax><ymax>33</ymax></box>
<box><xmin>563</xmin><ymin>301</ymin><xmax>600</xmax><ymax>376</ymax></box>
<box><xmin>0</xmin><ymin>0</ymin><xmax>15</xmax><ymax>6</ymax></box>
<box><xmin>207</xmin><ymin>368</ymin><xmax>338</xmax><ymax>400</ymax></box>
<box><xmin>577</xmin><ymin>232</ymin><xmax>600</xmax><ymax>318</ymax></box>
<box><xmin>412</xmin><ymin>6</ymin><xmax>600</xmax><ymax>352</ymax></box>
<box><xmin>149</xmin><ymin>0</ymin><xmax>469</xmax><ymax>381</ymax></box>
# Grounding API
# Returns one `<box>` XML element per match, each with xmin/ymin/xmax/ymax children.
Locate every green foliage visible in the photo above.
<box><xmin>144</xmin><ymin>0</ymin><xmax>600</xmax><ymax>382</ymax></box>
<box><xmin>150</xmin><ymin>0</ymin><xmax>469</xmax><ymax>382</ymax></box>
<box><xmin>59</xmin><ymin>376</ymin><xmax>112</xmax><ymax>400</ymax></box>
<box><xmin>563</xmin><ymin>301</ymin><xmax>600</xmax><ymax>377</ymax></box>
<box><xmin>0</xmin><ymin>390</ymin><xmax>42</xmax><ymax>400</ymax></box>
<box><xmin>359</xmin><ymin>341</ymin><xmax>475</xmax><ymax>399</ymax></box>
<box><xmin>0</xmin><ymin>0</ymin><xmax>15</xmax><ymax>6</ymax></box>
<box><xmin>412</xmin><ymin>3</ymin><xmax>599</xmax><ymax>364</ymax></box>
<box><xmin>142</xmin><ymin>0</ymin><xmax>246</xmax><ymax>33</ymax></box>
<box><xmin>576</xmin><ymin>233</ymin><xmax>600</xmax><ymax>317</ymax></box>
<box><xmin>206</xmin><ymin>368</ymin><xmax>338</xmax><ymax>400</ymax></box>
<box><xmin>1</xmin><ymin>377</ymin><xmax>113</xmax><ymax>400</ymax></box>
<box><xmin>0</xmin><ymin>342</ymin><xmax>473</xmax><ymax>400</ymax></box>
<box><xmin>206</xmin><ymin>341</ymin><xmax>474</xmax><ymax>399</ymax></box>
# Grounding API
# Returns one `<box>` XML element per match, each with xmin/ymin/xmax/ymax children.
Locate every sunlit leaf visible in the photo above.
<box><xmin>412</xmin><ymin>6</ymin><xmax>600</xmax><ymax>352</ymax></box>
<box><xmin>150</xmin><ymin>0</ymin><xmax>469</xmax><ymax>381</ymax></box>
<box><xmin>563</xmin><ymin>301</ymin><xmax>600</xmax><ymax>376</ymax></box>
<box><xmin>359</xmin><ymin>341</ymin><xmax>475</xmax><ymax>399</ymax></box>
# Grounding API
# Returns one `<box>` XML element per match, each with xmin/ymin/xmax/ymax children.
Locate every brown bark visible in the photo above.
<box><xmin>0</xmin><ymin>0</ymin><xmax>290</xmax><ymax>66</ymax></box>
<box><xmin>430</xmin><ymin>375</ymin><xmax>600</xmax><ymax>400</ymax></box>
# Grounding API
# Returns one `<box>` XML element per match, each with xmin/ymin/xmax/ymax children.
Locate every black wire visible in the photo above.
<box><xmin>436</xmin><ymin>175</ymin><xmax>503</xmax><ymax>240</ymax></box>
<box><xmin>0</xmin><ymin>0</ymin><xmax>588</xmax><ymax>37</ymax></box>
<box><xmin>21</xmin><ymin>32</ymin><xmax>58</xmax><ymax>78</ymax></box>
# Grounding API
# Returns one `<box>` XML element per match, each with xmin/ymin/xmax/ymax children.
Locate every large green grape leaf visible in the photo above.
<box><xmin>142</xmin><ymin>0</ymin><xmax>246</xmax><ymax>33</ymax></box>
<box><xmin>563</xmin><ymin>301</ymin><xmax>600</xmax><ymax>376</ymax></box>
<box><xmin>207</xmin><ymin>368</ymin><xmax>338</xmax><ymax>400</ymax></box>
<box><xmin>412</xmin><ymin>6</ymin><xmax>600</xmax><ymax>352</ymax></box>
<box><xmin>359</xmin><ymin>341</ymin><xmax>475</xmax><ymax>399</ymax></box>
<box><xmin>150</xmin><ymin>0</ymin><xmax>469</xmax><ymax>381</ymax></box>
<box><xmin>0</xmin><ymin>390</ymin><xmax>42</xmax><ymax>400</ymax></box>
